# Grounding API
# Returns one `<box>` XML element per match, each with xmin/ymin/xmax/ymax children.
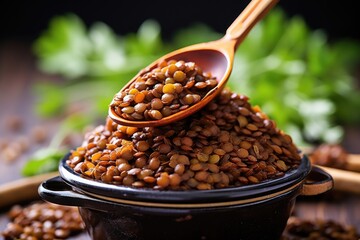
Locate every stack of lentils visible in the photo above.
<box><xmin>110</xmin><ymin>59</ymin><xmax>218</xmax><ymax>120</ymax></box>
<box><xmin>1</xmin><ymin>202</ymin><xmax>84</xmax><ymax>240</ymax></box>
<box><xmin>67</xmin><ymin>87</ymin><xmax>302</xmax><ymax>190</ymax></box>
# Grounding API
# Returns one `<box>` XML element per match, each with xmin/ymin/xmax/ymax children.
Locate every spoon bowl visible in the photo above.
<box><xmin>109</xmin><ymin>0</ymin><xmax>278</xmax><ymax>127</ymax></box>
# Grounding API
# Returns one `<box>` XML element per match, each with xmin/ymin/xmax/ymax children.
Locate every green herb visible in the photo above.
<box><xmin>22</xmin><ymin>148</ymin><xmax>66</xmax><ymax>176</ymax></box>
<box><xmin>32</xmin><ymin>14</ymin><xmax>169</xmax><ymax>120</ymax></box>
<box><xmin>22</xmin><ymin>114</ymin><xmax>92</xmax><ymax>176</ymax></box>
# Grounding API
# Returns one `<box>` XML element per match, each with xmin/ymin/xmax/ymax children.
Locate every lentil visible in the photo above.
<box><xmin>1</xmin><ymin>202</ymin><xmax>84</xmax><ymax>240</ymax></box>
<box><xmin>67</xmin><ymin>88</ymin><xmax>302</xmax><ymax>190</ymax></box>
<box><xmin>310</xmin><ymin>143</ymin><xmax>348</xmax><ymax>169</ymax></box>
<box><xmin>110</xmin><ymin>60</ymin><xmax>218</xmax><ymax>121</ymax></box>
<box><xmin>282</xmin><ymin>217</ymin><xmax>360</xmax><ymax>240</ymax></box>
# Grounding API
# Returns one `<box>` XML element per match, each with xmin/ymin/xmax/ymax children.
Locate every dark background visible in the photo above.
<box><xmin>1</xmin><ymin>0</ymin><xmax>359</xmax><ymax>43</ymax></box>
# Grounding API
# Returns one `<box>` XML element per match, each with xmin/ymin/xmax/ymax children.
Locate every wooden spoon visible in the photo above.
<box><xmin>109</xmin><ymin>0</ymin><xmax>279</xmax><ymax>127</ymax></box>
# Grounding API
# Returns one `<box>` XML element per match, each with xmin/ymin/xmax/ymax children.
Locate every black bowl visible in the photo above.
<box><xmin>39</xmin><ymin>154</ymin><xmax>333</xmax><ymax>240</ymax></box>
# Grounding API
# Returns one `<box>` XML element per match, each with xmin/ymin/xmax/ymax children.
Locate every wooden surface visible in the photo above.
<box><xmin>0</xmin><ymin>42</ymin><xmax>360</xmax><ymax>238</ymax></box>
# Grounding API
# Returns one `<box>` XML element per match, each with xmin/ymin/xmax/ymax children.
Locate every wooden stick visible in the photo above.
<box><xmin>317</xmin><ymin>165</ymin><xmax>360</xmax><ymax>195</ymax></box>
<box><xmin>0</xmin><ymin>171</ymin><xmax>59</xmax><ymax>209</ymax></box>
<box><xmin>302</xmin><ymin>145</ymin><xmax>360</xmax><ymax>173</ymax></box>
<box><xmin>345</xmin><ymin>154</ymin><xmax>360</xmax><ymax>172</ymax></box>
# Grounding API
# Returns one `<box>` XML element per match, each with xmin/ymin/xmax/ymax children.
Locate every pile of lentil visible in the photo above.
<box><xmin>110</xmin><ymin>59</ymin><xmax>218</xmax><ymax>120</ymax></box>
<box><xmin>67</xmin><ymin>88</ymin><xmax>301</xmax><ymax>190</ymax></box>
<box><xmin>310</xmin><ymin>144</ymin><xmax>348</xmax><ymax>170</ymax></box>
<box><xmin>1</xmin><ymin>201</ymin><xmax>85</xmax><ymax>240</ymax></box>
<box><xmin>282</xmin><ymin>217</ymin><xmax>360</xmax><ymax>240</ymax></box>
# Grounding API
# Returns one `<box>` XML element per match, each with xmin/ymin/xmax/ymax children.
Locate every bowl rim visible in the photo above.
<box><xmin>59</xmin><ymin>152</ymin><xmax>310</xmax><ymax>204</ymax></box>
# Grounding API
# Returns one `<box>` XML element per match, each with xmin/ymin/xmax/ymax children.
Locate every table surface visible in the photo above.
<box><xmin>0</xmin><ymin>42</ymin><xmax>360</xmax><ymax>239</ymax></box>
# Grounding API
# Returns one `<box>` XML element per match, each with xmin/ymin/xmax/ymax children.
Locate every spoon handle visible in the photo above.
<box><xmin>225</xmin><ymin>0</ymin><xmax>279</xmax><ymax>48</ymax></box>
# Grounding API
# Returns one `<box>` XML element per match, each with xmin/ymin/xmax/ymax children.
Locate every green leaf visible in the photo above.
<box><xmin>22</xmin><ymin>148</ymin><xmax>66</xmax><ymax>176</ymax></box>
<box><xmin>172</xmin><ymin>23</ymin><xmax>221</xmax><ymax>48</ymax></box>
<box><xmin>124</xmin><ymin>19</ymin><xmax>165</xmax><ymax>57</ymax></box>
<box><xmin>33</xmin><ymin>13</ymin><xmax>92</xmax><ymax>79</ymax></box>
<box><xmin>61</xmin><ymin>113</ymin><xmax>92</xmax><ymax>132</ymax></box>
<box><xmin>32</xmin><ymin>83</ymin><xmax>65</xmax><ymax>117</ymax></box>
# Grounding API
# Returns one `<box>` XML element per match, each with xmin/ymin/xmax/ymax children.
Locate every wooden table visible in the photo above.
<box><xmin>1</xmin><ymin>42</ymin><xmax>360</xmax><ymax>239</ymax></box>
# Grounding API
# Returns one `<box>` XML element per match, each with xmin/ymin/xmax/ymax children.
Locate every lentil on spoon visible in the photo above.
<box><xmin>110</xmin><ymin>59</ymin><xmax>218</xmax><ymax>121</ymax></box>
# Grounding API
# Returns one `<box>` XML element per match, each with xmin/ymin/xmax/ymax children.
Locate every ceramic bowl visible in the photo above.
<box><xmin>39</xmin><ymin>154</ymin><xmax>333</xmax><ymax>240</ymax></box>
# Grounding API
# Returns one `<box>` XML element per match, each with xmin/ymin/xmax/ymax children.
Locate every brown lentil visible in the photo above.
<box><xmin>282</xmin><ymin>216</ymin><xmax>360</xmax><ymax>240</ymax></box>
<box><xmin>110</xmin><ymin>59</ymin><xmax>218</xmax><ymax>121</ymax></box>
<box><xmin>309</xmin><ymin>143</ymin><xmax>348</xmax><ymax>169</ymax></box>
<box><xmin>67</xmin><ymin>88</ymin><xmax>302</xmax><ymax>190</ymax></box>
<box><xmin>1</xmin><ymin>202</ymin><xmax>84</xmax><ymax>240</ymax></box>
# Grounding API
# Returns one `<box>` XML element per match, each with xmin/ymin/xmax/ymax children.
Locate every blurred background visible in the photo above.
<box><xmin>1</xmin><ymin>0</ymin><xmax>360</xmax><ymax>42</ymax></box>
<box><xmin>1</xmin><ymin>0</ymin><xmax>360</xmax><ymax>238</ymax></box>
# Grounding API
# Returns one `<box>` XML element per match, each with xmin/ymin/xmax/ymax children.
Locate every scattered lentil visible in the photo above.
<box><xmin>1</xmin><ymin>201</ymin><xmax>84</xmax><ymax>240</ymax></box>
<box><xmin>310</xmin><ymin>144</ymin><xmax>348</xmax><ymax>169</ymax></box>
<box><xmin>282</xmin><ymin>217</ymin><xmax>360</xmax><ymax>240</ymax></box>
<box><xmin>5</xmin><ymin>115</ymin><xmax>23</xmax><ymax>132</ymax></box>
<box><xmin>30</xmin><ymin>126</ymin><xmax>48</xmax><ymax>143</ymax></box>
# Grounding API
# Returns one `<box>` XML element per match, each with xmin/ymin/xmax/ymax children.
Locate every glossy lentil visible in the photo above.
<box><xmin>110</xmin><ymin>59</ymin><xmax>218</xmax><ymax>121</ymax></box>
<box><xmin>68</xmin><ymin>88</ymin><xmax>302</xmax><ymax>190</ymax></box>
<box><xmin>1</xmin><ymin>202</ymin><xmax>84</xmax><ymax>240</ymax></box>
